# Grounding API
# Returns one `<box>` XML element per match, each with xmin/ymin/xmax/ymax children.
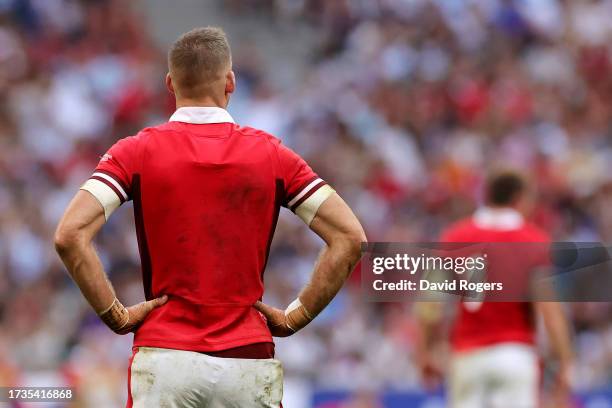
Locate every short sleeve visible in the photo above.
<box><xmin>80</xmin><ymin>136</ymin><xmax>138</xmax><ymax>220</ymax></box>
<box><xmin>277</xmin><ymin>142</ymin><xmax>335</xmax><ymax>225</ymax></box>
<box><xmin>529</xmin><ymin>231</ymin><xmax>552</xmax><ymax>271</ymax></box>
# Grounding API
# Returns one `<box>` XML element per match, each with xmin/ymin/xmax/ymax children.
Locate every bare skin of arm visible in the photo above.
<box><xmin>54</xmin><ymin>190</ymin><xmax>167</xmax><ymax>334</ymax></box>
<box><xmin>414</xmin><ymin>302</ymin><xmax>446</xmax><ymax>389</ymax></box>
<box><xmin>254</xmin><ymin>193</ymin><xmax>366</xmax><ymax>336</ymax></box>
<box><xmin>536</xmin><ymin>301</ymin><xmax>574</xmax><ymax>406</ymax></box>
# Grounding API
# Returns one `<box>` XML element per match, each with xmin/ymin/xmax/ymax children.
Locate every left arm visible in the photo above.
<box><xmin>536</xmin><ymin>301</ymin><xmax>573</xmax><ymax>401</ymax></box>
<box><xmin>414</xmin><ymin>302</ymin><xmax>445</xmax><ymax>388</ymax></box>
<box><xmin>54</xmin><ymin>190</ymin><xmax>166</xmax><ymax>334</ymax></box>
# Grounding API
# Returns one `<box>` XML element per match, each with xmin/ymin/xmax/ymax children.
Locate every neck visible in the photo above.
<box><xmin>175</xmin><ymin>96</ymin><xmax>227</xmax><ymax>109</ymax></box>
<box><xmin>485</xmin><ymin>204</ymin><xmax>524</xmax><ymax>216</ymax></box>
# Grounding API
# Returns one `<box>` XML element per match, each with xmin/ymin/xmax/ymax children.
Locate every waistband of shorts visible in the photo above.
<box><xmin>197</xmin><ymin>342</ymin><xmax>275</xmax><ymax>359</ymax></box>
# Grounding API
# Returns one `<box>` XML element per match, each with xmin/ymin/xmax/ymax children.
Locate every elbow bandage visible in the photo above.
<box><xmin>98</xmin><ymin>298</ymin><xmax>130</xmax><ymax>333</ymax></box>
<box><xmin>285</xmin><ymin>298</ymin><xmax>313</xmax><ymax>332</ymax></box>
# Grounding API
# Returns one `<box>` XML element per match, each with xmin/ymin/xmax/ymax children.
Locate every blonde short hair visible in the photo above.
<box><xmin>168</xmin><ymin>27</ymin><xmax>231</xmax><ymax>98</ymax></box>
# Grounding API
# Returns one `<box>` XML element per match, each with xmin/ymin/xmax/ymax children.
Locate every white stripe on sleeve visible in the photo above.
<box><xmin>287</xmin><ymin>178</ymin><xmax>323</xmax><ymax>208</ymax></box>
<box><xmin>92</xmin><ymin>172</ymin><xmax>128</xmax><ymax>200</ymax></box>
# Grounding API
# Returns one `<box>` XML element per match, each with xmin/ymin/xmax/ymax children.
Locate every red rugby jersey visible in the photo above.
<box><xmin>82</xmin><ymin>107</ymin><xmax>332</xmax><ymax>352</ymax></box>
<box><xmin>440</xmin><ymin>207</ymin><xmax>550</xmax><ymax>353</ymax></box>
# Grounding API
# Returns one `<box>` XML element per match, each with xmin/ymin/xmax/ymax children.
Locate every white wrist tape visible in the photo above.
<box><xmin>284</xmin><ymin>298</ymin><xmax>313</xmax><ymax>332</ymax></box>
<box><xmin>98</xmin><ymin>298</ymin><xmax>130</xmax><ymax>332</ymax></box>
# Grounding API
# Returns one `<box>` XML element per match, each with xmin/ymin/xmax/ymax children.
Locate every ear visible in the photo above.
<box><xmin>225</xmin><ymin>70</ymin><xmax>236</xmax><ymax>95</ymax></box>
<box><xmin>165</xmin><ymin>73</ymin><xmax>175</xmax><ymax>95</ymax></box>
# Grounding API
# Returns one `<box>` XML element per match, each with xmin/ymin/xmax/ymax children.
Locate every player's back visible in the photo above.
<box><xmin>440</xmin><ymin>207</ymin><xmax>549</xmax><ymax>352</ymax></box>
<box><xmin>133</xmin><ymin>121</ymin><xmax>278</xmax><ymax>351</ymax></box>
<box><xmin>91</xmin><ymin>107</ymin><xmax>328</xmax><ymax>352</ymax></box>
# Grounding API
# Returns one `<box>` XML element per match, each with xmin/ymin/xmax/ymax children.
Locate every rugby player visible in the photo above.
<box><xmin>55</xmin><ymin>27</ymin><xmax>366</xmax><ymax>407</ymax></box>
<box><xmin>417</xmin><ymin>169</ymin><xmax>573</xmax><ymax>408</ymax></box>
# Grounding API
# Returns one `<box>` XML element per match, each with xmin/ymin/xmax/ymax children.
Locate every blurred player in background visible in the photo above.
<box><xmin>417</xmin><ymin>169</ymin><xmax>573</xmax><ymax>408</ymax></box>
<box><xmin>54</xmin><ymin>26</ymin><xmax>365</xmax><ymax>407</ymax></box>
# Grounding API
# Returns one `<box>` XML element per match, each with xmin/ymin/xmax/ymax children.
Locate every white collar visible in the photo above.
<box><xmin>473</xmin><ymin>207</ymin><xmax>524</xmax><ymax>230</ymax></box>
<box><xmin>169</xmin><ymin>107</ymin><xmax>235</xmax><ymax>124</ymax></box>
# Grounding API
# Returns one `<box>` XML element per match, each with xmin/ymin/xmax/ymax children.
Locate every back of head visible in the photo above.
<box><xmin>168</xmin><ymin>27</ymin><xmax>232</xmax><ymax>100</ymax></box>
<box><xmin>485</xmin><ymin>168</ymin><xmax>529</xmax><ymax>208</ymax></box>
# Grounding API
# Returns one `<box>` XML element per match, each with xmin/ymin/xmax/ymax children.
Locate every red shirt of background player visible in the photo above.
<box><xmin>440</xmin><ymin>207</ymin><xmax>550</xmax><ymax>353</ymax></box>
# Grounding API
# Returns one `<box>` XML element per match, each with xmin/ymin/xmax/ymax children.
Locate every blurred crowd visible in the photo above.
<box><xmin>1</xmin><ymin>0</ymin><xmax>612</xmax><ymax>406</ymax></box>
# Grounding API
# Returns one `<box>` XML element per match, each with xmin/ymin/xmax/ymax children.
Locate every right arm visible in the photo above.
<box><xmin>255</xmin><ymin>192</ymin><xmax>366</xmax><ymax>336</ymax></box>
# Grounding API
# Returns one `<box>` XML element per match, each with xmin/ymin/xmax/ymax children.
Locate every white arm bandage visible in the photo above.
<box><xmin>80</xmin><ymin>179</ymin><xmax>122</xmax><ymax>220</ymax></box>
<box><xmin>294</xmin><ymin>185</ymin><xmax>336</xmax><ymax>225</ymax></box>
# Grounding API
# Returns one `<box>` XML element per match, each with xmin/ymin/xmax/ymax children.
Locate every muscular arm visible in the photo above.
<box><xmin>299</xmin><ymin>193</ymin><xmax>366</xmax><ymax>315</ymax></box>
<box><xmin>414</xmin><ymin>302</ymin><xmax>445</xmax><ymax>387</ymax></box>
<box><xmin>537</xmin><ymin>302</ymin><xmax>573</xmax><ymax>365</ymax></box>
<box><xmin>55</xmin><ymin>191</ymin><xmax>116</xmax><ymax>311</ymax></box>
<box><xmin>536</xmin><ymin>301</ymin><xmax>573</xmax><ymax>396</ymax></box>
<box><xmin>54</xmin><ymin>190</ymin><xmax>166</xmax><ymax>334</ymax></box>
<box><xmin>255</xmin><ymin>193</ymin><xmax>366</xmax><ymax>336</ymax></box>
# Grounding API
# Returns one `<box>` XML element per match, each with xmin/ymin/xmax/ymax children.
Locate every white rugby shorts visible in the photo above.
<box><xmin>127</xmin><ymin>347</ymin><xmax>283</xmax><ymax>407</ymax></box>
<box><xmin>449</xmin><ymin>343</ymin><xmax>538</xmax><ymax>408</ymax></box>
